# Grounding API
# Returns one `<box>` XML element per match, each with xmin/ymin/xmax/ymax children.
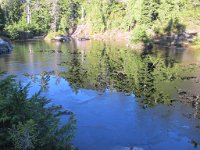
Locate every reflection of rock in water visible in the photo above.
<box><xmin>194</xmin><ymin>101</ymin><xmax>200</xmax><ymax>119</ymax></box>
<box><xmin>191</xmin><ymin>140</ymin><xmax>198</xmax><ymax>149</ymax></box>
<box><xmin>0</xmin><ymin>38</ymin><xmax>12</xmax><ymax>54</ymax></box>
<box><xmin>113</xmin><ymin>146</ymin><xmax>143</xmax><ymax>150</ymax></box>
<box><xmin>178</xmin><ymin>89</ymin><xmax>200</xmax><ymax>119</ymax></box>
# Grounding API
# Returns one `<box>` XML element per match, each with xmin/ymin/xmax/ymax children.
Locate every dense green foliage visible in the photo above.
<box><xmin>59</xmin><ymin>0</ymin><xmax>79</xmax><ymax>34</ymax></box>
<box><xmin>0</xmin><ymin>0</ymin><xmax>200</xmax><ymax>42</ymax></box>
<box><xmin>0</xmin><ymin>74</ymin><xmax>76</xmax><ymax>150</ymax></box>
<box><xmin>0</xmin><ymin>0</ymin><xmax>80</xmax><ymax>39</ymax></box>
<box><xmin>0</xmin><ymin>6</ymin><xmax>5</xmax><ymax>31</ymax></box>
<box><xmin>80</xmin><ymin>0</ymin><xmax>200</xmax><ymax>42</ymax></box>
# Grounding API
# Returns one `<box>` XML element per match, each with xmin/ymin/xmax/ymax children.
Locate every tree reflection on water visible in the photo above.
<box><xmin>28</xmin><ymin>43</ymin><xmax>198</xmax><ymax>112</ymax></box>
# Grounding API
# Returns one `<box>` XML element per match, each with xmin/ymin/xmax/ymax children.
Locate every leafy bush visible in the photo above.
<box><xmin>4</xmin><ymin>16</ymin><xmax>45</xmax><ymax>40</ymax></box>
<box><xmin>0</xmin><ymin>74</ymin><xmax>76</xmax><ymax>150</ymax></box>
<box><xmin>4</xmin><ymin>23</ymin><xmax>20</xmax><ymax>39</ymax></box>
<box><xmin>130</xmin><ymin>25</ymin><xmax>150</xmax><ymax>43</ymax></box>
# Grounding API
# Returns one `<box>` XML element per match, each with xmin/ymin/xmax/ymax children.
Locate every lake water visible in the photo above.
<box><xmin>0</xmin><ymin>39</ymin><xmax>200</xmax><ymax>150</ymax></box>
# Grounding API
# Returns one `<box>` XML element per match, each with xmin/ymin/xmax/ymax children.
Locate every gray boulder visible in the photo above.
<box><xmin>0</xmin><ymin>38</ymin><xmax>12</xmax><ymax>54</ymax></box>
<box><xmin>52</xmin><ymin>36</ymin><xmax>70</xmax><ymax>42</ymax></box>
<box><xmin>78</xmin><ymin>37</ymin><xmax>90</xmax><ymax>41</ymax></box>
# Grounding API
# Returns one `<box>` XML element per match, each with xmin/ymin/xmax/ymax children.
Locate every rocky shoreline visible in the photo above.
<box><xmin>72</xmin><ymin>25</ymin><xmax>200</xmax><ymax>51</ymax></box>
<box><xmin>1</xmin><ymin>28</ymin><xmax>199</xmax><ymax>54</ymax></box>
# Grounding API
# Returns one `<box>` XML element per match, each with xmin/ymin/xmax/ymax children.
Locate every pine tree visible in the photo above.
<box><xmin>0</xmin><ymin>74</ymin><xmax>76</xmax><ymax>149</ymax></box>
<box><xmin>59</xmin><ymin>0</ymin><xmax>80</xmax><ymax>34</ymax></box>
<box><xmin>140</xmin><ymin>0</ymin><xmax>159</xmax><ymax>26</ymax></box>
<box><xmin>0</xmin><ymin>4</ymin><xmax>5</xmax><ymax>31</ymax></box>
<box><xmin>3</xmin><ymin>0</ymin><xmax>22</xmax><ymax>24</ymax></box>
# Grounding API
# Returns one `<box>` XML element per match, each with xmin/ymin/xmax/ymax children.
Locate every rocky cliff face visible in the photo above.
<box><xmin>0</xmin><ymin>38</ymin><xmax>12</xmax><ymax>54</ymax></box>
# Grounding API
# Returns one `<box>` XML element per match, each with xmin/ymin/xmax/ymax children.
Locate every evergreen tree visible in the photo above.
<box><xmin>140</xmin><ymin>0</ymin><xmax>159</xmax><ymax>26</ymax></box>
<box><xmin>59</xmin><ymin>0</ymin><xmax>80</xmax><ymax>34</ymax></box>
<box><xmin>3</xmin><ymin>0</ymin><xmax>23</xmax><ymax>24</ymax></box>
<box><xmin>84</xmin><ymin>0</ymin><xmax>109</xmax><ymax>33</ymax></box>
<box><xmin>0</xmin><ymin>0</ymin><xmax>198</xmax><ymax>42</ymax></box>
<box><xmin>0</xmin><ymin>74</ymin><xmax>76</xmax><ymax>150</ymax></box>
<box><xmin>0</xmin><ymin>4</ymin><xmax>5</xmax><ymax>31</ymax></box>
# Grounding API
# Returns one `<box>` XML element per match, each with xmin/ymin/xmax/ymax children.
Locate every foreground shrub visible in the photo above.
<box><xmin>0</xmin><ymin>74</ymin><xmax>76</xmax><ymax>150</ymax></box>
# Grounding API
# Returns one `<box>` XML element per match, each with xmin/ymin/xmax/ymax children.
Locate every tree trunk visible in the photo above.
<box><xmin>51</xmin><ymin>0</ymin><xmax>59</xmax><ymax>32</ymax></box>
<box><xmin>26</xmin><ymin>0</ymin><xmax>31</xmax><ymax>24</ymax></box>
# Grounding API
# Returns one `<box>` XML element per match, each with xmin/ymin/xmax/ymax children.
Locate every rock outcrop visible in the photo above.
<box><xmin>0</xmin><ymin>38</ymin><xmax>12</xmax><ymax>54</ymax></box>
<box><xmin>51</xmin><ymin>36</ymin><xmax>70</xmax><ymax>42</ymax></box>
<box><xmin>78</xmin><ymin>37</ymin><xmax>90</xmax><ymax>41</ymax></box>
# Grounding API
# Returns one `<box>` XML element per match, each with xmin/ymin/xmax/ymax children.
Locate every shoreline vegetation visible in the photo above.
<box><xmin>0</xmin><ymin>0</ymin><xmax>200</xmax><ymax>50</ymax></box>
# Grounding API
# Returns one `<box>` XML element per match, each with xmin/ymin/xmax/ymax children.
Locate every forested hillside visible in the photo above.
<box><xmin>0</xmin><ymin>0</ymin><xmax>200</xmax><ymax>44</ymax></box>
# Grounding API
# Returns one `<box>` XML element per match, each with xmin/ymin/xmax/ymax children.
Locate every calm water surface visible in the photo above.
<box><xmin>0</xmin><ymin>40</ymin><xmax>200</xmax><ymax>150</ymax></box>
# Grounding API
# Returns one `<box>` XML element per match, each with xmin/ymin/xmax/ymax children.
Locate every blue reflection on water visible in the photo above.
<box><xmin>25</xmin><ymin>76</ymin><xmax>200</xmax><ymax>150</ymax></box>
